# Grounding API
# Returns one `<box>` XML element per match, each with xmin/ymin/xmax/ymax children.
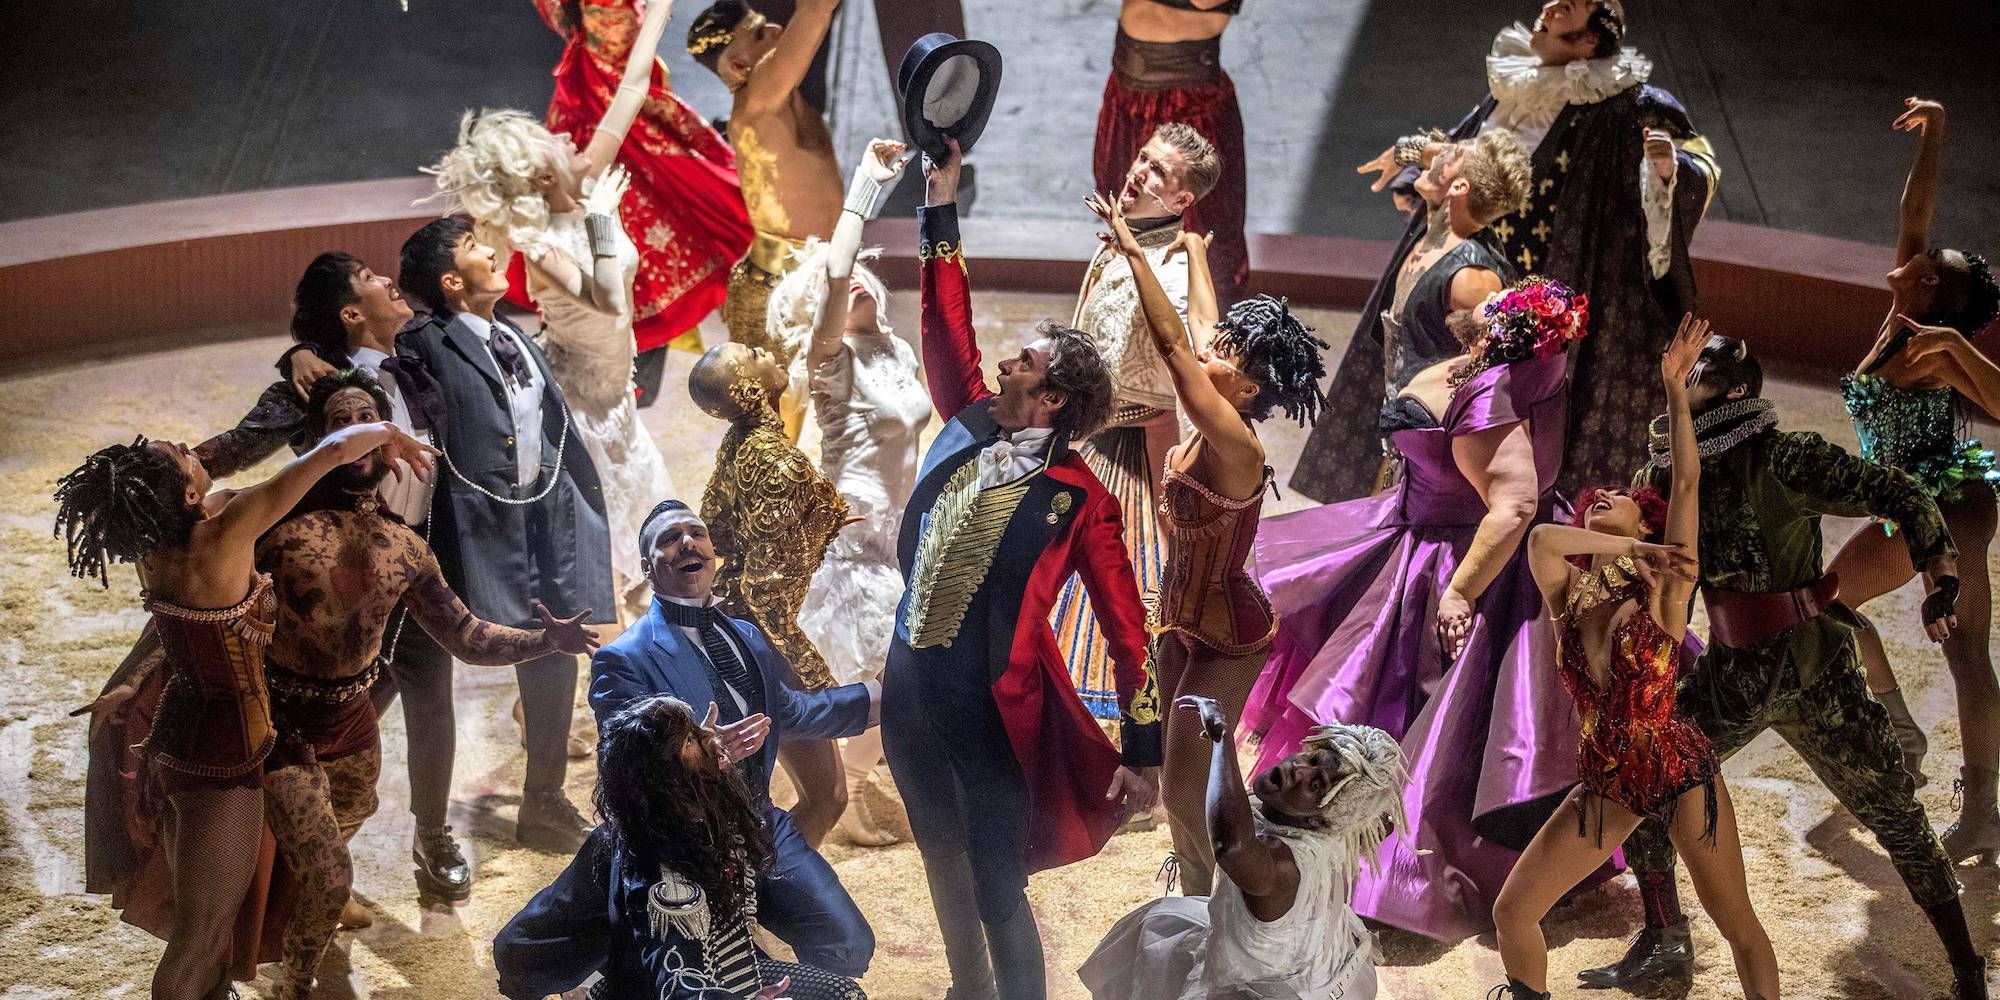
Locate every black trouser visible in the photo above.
<box><xmin>368</xmin><ymin>613</ymin><xmax>454</xmax><ymax>830</ymax></box>
<box><xmin>516</xmin><ymin>651</ymin><xmax>579</xmax><ymax>797</ymax></box>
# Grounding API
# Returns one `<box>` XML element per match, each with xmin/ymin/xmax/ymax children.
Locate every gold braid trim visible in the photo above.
<box><xmin>918</xmin><ymin>240</ymin><xmax>968</xmax><ymax>274</ymax></box>
<box><xmin>904</xmin><ymin>459</ymin><xmax>1039</xmax><ymax>648</ymax></box>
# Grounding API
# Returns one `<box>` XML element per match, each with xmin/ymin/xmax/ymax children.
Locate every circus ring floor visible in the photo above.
<box><xmin>2</xmin><ymin>291</ymin><xmax>1996</xmax><ymax>999</ymax></box>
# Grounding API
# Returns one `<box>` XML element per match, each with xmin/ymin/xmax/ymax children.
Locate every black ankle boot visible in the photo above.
<box><xmin>1955</xmin><ymin>958</ymin><xmax>1990</xmax><ymax>1000</ymax></box>
<box><xmin>517</xmin><ymin>791</ymin><xmax>593</xmax><ymax>853</ymax></box>
<box><xmin>1486</xmin><ymin>979</ymin><xmax>1550</xmax><ymax>1000</ymax></box>
<box><xmin>1576</xmin><ymin>916</ymin><xmax>1694</xmax><ymax>990</ymax></box>
<box><xmin>413</xmin><ymin>824</ymin><xmax>472</xmax><ymax>902</ymax></box>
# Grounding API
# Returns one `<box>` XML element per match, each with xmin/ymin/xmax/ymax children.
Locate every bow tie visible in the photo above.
<box><xmin>487</xmin><ymin>325</ymin><xmax>535</xmax><ymax>389</ymax></box>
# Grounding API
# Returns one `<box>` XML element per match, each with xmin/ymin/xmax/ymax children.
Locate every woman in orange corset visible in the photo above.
<box><xmin>57</xmin><ymin>421</ymin><xmax>433</xmax><ymax>1000</ymax></box>
<box><xmin>1089</xmin><ymin>190</ymin><xmax>1327</xmax><ymax>895</ymax></box>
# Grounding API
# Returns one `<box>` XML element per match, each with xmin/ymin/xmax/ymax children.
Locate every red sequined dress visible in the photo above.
<box><xmin>509</xmin><ymin>0</ymin><xmax>753</xmax><ymax>351</ymax></box>
<box><xmin>1555</xmin><ymin>557</ymin><xmax>1717</xmax><ymax>835</ymax></box>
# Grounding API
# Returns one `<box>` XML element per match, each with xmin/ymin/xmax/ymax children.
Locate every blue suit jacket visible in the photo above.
<box><xmin>589</xmin><ymin>599</ymin><xmax>872</xmax><ymax>802</ymax></box>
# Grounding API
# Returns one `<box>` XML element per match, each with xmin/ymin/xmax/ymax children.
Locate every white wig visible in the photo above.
<box><xmin>1286</xmin><ymin>721</ymin><xmax>1409</xmax><ymax>882</ymax></box>
<box><xmin>423</xmin><ymin>109</ymin><xmax>573</xmax><ymax>259</ymax></box>
<box><xmin>766</xmin><ymin>236</ymin><xmax>893</xmax><ymax>389</ymax></box>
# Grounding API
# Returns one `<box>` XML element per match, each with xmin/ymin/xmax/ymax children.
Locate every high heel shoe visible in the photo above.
<box><xmin>1876</xmin><ymin>686</ymin><xmax>1929</xmax><ymax>787</ymax></box>
<box><xmin>1942</xmin><ymin>765</ymin><xmax>2000</xmax><ymax>865</ymax></box>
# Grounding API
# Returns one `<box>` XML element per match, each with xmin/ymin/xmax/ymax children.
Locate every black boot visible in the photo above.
<box><xmin>1955</xmin><ymin>960</ymin><xmax>1991</xmax><ymax>1000</ymax></box>
<box><xmin>1923</xmin><ymin>897</ymin><xmax>1990</xmax><ymax>1000</ymax></box>
<box><xmin>413</xmin><ymin>824</ymin><xmax>473</xmax><ymax>902</ymax></box>
<box><xmin>516</xmin><ymin>791</ymin><xmax>593</xmax><ymax>853</ymax></box>
<box><xmin>1486</xmin><ymin>979</ymin><xmax>1550</xmax><ymax>1000</ymax></box>
<box><xmin>1576</xmin><ymin>916</ymin><xmax>1694</xmax><ymax>990</ymax></box>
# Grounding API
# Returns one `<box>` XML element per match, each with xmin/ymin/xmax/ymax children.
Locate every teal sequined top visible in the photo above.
<box><xmin>1841</xmin><ymin>373</ymin><xmax>1998</xmax><ymax>504</ymax></box>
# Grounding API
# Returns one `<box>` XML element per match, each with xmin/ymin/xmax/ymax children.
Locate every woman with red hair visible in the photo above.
<box><xmin>1488</xmin><ymin>314</ymin><xmax>1778</xmax><ymax>1000</ymax></box>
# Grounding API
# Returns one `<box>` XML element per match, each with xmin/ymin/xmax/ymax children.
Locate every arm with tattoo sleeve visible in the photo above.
<box><xmin>403</xmin><ymin>545</ymin><xmax>554</xmax><ymax>664</ymax></box>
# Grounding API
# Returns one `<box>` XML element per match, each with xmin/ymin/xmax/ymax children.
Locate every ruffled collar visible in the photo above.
<box><xmin>1645</xmin><ymin>397</ymin><xmax>1781</xmax><ymax>467</ymax></box>
<box><xmin>1486</xmin><ymin>24</ymin><xmax>1651</xmax><ymax>134</ymax></box>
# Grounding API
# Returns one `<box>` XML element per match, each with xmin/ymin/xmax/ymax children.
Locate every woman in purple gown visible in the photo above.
<box><xmin>1244</xmin><ymin>277</ymin><xmax>1590</xmax><ymax>941</ymax></box>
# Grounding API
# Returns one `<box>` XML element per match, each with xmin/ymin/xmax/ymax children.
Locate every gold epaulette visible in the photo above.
<box><xmin>903</xmin><ymin>459</ymin><xmax>1036</xmax><ymax>648</ymax></box>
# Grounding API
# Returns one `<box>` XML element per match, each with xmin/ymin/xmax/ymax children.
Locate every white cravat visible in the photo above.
<box><xmin>977</xmin><ymin>426</ymin><xmax>1057</xmax><ymax>489</ymax></box>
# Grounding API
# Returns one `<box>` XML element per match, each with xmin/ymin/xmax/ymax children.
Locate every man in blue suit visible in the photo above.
<box><xmin>589</xmin><ymin>499</ymin><xmax>878</xmax><ymax>977</ymax></box>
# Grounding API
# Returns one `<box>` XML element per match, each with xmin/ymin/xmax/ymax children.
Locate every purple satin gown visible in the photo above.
<box><xmin>1245</xmin><ymin>351</ymin><xmax>1589</xmax><ymax>941</ymax></box>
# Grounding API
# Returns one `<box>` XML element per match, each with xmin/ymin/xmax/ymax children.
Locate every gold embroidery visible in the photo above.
<box><xmin>904</xmin><ymin>460</ymin><xmax>1040</xmax><ymax>648</ymax></box>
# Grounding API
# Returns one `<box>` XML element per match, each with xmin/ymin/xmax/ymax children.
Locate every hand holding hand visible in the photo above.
<box><xmin>1662</xmin><ymin>313</ymin><xmax>1710</xmax><ymax>393</ymax></box>
<box><xmin>701</xmin><ymin>702</ymin><xmax>773</xmax><ymax>764</ymax></box>
<box><xmin>1643</xmin><ymin>127</ymin><xmax>1676</xmax><ymax>184</ymax></box>
<box><xmin>585</xmin><ymin>165</ymin><xmax>632</xmax><ymax>216</ymax></box>
<box><xmin>290</xmin><ymin>350</ymin><xmax>340</xmax><ymax>401</ymax></box>
<box><xmin>1358</xmin><ymin>145</ymin><xmax>1400</xmax><ymax>193</ymax></box>
<box><xmin>1085</xmin><ymin>190</ymin><xmax>1144</xmax><ymax>258</ymax></box>
<box><xmin>535</xmin><ymin>603</ymin><xmax>602</xmax><ymax>654</ymax></box>
<box><xmin>1174</xmin><ymin>693</ymin><xmax>1228</xmax><ymax>742</ymax></box>
<box><xmin>1168</xmin><ymin>230</ymin><xmax>1214</xmax><ymax>261</ymax></box>
<box><xmin>923</xmin><ymin>137</ymin><xmax>963</xmax><ymax>208</ymax></box>
<box><xmin>1436</xmin><ymin>587</ymin><xmax>1474</xmax><ymax>658</ymax></box>
<box><xmin>1104</xmin><ymin>765</ymin><xmax>1160</xmax><ymax>822</ymax></box>
<box><xmin>864</xmin><ymin>138</ymin><xmax>911</xmax><ymax>184</ymax></box>
<box><xmin>1894</xmin><ymin>97</ymin><xmax>1945</xmax><ymax>136</ymax></box>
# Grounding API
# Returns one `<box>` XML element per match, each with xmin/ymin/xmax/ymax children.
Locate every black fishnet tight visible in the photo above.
<box><xmin>153</xmin><ymin>785</ymin><xmax>263</xmax><ymax>1000</ymax></box>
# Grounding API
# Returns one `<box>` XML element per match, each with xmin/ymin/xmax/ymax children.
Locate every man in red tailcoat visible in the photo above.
<box><xmin>881</xmin><ymin>139</ymin><xmax>1162</xmax><ymax>1000</ymax></box>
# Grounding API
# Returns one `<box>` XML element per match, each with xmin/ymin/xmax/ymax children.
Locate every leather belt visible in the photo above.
<box><xmin>1702</xmin><ymin>573</ymin><xmax>1840</xmax><ymax>649</ymax></box>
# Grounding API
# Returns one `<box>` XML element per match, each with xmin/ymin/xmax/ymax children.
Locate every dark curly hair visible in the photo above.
<box><xmin>52</xmin><ymin>438</ymin><xmax>202</xmax><ymax>587</ymax></box>
<box><xmin>1038</xmin><ymin>321</ymin><xmax>1117</xmax><ymax>443</ymax></box>
<box><xmin>594</xmin><ymin>696</ymin><xmax>773</xmax><ymax>923</ymax></box>
<box><xmin>304</xmin><ymin>368</ymin><xmax>393</xmax><ymax>440</ymax></box>
<box><xmin>1213</xmin><ymin>295</ymin><xmax>1329</xmax><ymax>426</ymax></box>
<box><xmin>291</xmin><ymin>252</ymin><xmax>366</xmax><ymax>361</ymax></box>
<box><xmin>1922</xmin><ymin>248</ymin><xmax>2000</xmax><ymax>338</ymax></box>
<box><xmin>1584</xmin><ymin>2</ymin><xmax>1625</xmax><ymax>59</ymax></box>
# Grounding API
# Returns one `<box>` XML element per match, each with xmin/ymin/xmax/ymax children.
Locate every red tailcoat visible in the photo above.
<box><xmin>509</xmin><ymin>0</ymin><xmax>752</xmax><ymax>350</ymax></box>
<box><xmin>907</xmin><ymin>204</ymin><xmax>1161</xmax><ymax>873</ymax></box>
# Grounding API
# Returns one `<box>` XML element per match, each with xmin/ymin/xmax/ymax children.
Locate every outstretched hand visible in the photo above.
<box><xmin>701</xmin><ymin>702</ymin><xmax>773</xmax><ymax>765</ymax></box>
<box><xmin>1894</xmin><ymin>97</ymin><xmax>1945</xmax><ymax>136</ymax></box>
<box><xmin>535</xmin><ymin>602</ymin><xmax>602</xmax><ymax>654</ymax></box>
<box><xmin>1085</xmin><ymin>190</ymin><xmax>1144</xmax><ymax>258</ymax></box>
<box><xmin>1662</xmin><ymin>313</ymin><xmax>1710</xmax><ymax>392</ymax></box>
<box><xmin>584</xmin><ymin>164</ymin><xmax>632</xmax><ymax>216</ymax></box>
<box><xmin>1358</xmin><ymin>144</ymin><xmax>1400</xmax><ymax>192</ymax></box>
<box><xmin>1175</xmin><ymin>693</ymin><xmax>1228</xmax><ymax>743</ymax></box>
<box><xmin>864</xmin><ymin>138</ymin><xmax>911</xmax><ymax>184</ymax></box>
<box><xmin>375</xmin><ymin>425</ymin><xmax>440</xmax><ymax>482</ymax></box>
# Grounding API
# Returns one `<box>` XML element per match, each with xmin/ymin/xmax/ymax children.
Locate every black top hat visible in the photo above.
<box><xmin>897</xmin><ymin>32</ymin><xmax>1003</xmax><ymax>165</ymax></box>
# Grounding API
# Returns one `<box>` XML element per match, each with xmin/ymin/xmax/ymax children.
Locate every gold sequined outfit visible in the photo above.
<box><xmin>702</xmin><ymin>408</ymin><xmax>849</xmax><ymax>689</ymax></box>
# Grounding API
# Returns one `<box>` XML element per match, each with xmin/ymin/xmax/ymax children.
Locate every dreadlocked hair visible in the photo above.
<box><xmin>1213</xmin><ymin>295</ymin><xmax>1329</xmax><ymax>426</ymax></box>
<box><xmin>594</xmin><ymin>695</ymin><xmax>773</xmax><ymax>923</ymax></box>
<box><xmin>1923</xmin><ymin>248</ymin><xmax>2000</xmax><ymax>338</ymax></box>
<box><xmin>52</xmin><ymin>437</ymin><xmax>201</xmax><ymax>588</ymax></box>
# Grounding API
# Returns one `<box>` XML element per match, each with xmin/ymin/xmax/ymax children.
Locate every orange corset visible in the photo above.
<box><xmin>142</xmin><ymin>574</ymin><xmax>277</xmax><ymax>780</ymax></box>
<box><xmin>1156</xmin><ymin>467</ymin><xmax>1276</xmax><ymax>654</ymax></box>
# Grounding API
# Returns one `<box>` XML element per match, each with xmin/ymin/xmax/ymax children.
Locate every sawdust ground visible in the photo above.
<box><xmin>2</xmin><ymin>292</ymin><xmax>1996</xmax><ymax>999</ymax></box>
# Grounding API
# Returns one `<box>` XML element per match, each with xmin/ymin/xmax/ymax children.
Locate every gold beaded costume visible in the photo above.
<box><xmin>701</xmin><ymin>407</ymin><xmax>850</xmax><ymax>689</ymax></box>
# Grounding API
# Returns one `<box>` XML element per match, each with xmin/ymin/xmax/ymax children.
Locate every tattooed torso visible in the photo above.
<box><xmin>257</xmin><ymin>506</ymin><xmax>550</xmax><ymax>680</ymax></box>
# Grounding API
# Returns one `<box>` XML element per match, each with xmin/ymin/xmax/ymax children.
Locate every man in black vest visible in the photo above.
<box><xmin>394</xmin><ymin>215</ymin><xmax>615</xmax><ymax>854</ymax></box>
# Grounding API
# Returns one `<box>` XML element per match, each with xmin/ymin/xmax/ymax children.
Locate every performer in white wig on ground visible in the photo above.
<box><xmin>424</xmin><ymin>0</ymin><xmax>678</xmax><ymax>623</ymax></box>
<box><xmin>769</xmin><ymin>137</ymin><xmax>931</xmax><ymax>847</ymax></box>
<box><xmin>1079</xmin><ymin>693</ymin><xmax>1406</xmax><ymax>1000</ymax></box>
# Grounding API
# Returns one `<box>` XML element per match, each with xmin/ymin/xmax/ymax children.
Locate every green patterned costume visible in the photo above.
<box><xmin>1623</xmin><ymin>405</ymin><xmax>1961</xmax><ymax>906</ymax></box>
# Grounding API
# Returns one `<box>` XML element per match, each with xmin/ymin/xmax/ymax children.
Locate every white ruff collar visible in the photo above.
<box><xmin>1486</xmin><ymin>24</ymin><xmax>1651</xmax><ymax>135</ymax></box>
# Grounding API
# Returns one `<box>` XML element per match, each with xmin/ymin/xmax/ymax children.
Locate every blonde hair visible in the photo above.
<box><xmin>1151</xmin><ymin>122</ymin><xmax>1222</xmax><ymax>201</ymax></box>
<box><xmin>1458</xmin><ymin>127</ymin><xmax>1533</xmax><ymax>226</ymax></box>
<box><xmin>767</xmin><ymin>237</ymin><xmax>892</xmax><ymax>389</ymax></box>
<box><xmin>424</xmin><ymin>109</ymin><xmax>574</xmax><ymax>259</ymax></box>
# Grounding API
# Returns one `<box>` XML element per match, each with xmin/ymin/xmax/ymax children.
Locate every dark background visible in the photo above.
<box><xmin>4</xmin><ymin>0</ymin><xmax>1996</xmax><ymax>252</ymax></box>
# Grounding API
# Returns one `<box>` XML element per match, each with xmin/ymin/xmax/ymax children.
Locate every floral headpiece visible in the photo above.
<box><xmin>1450</xmin><ymin>276</ymin><xmax>1589</xmax><ymax>389</ymax></box>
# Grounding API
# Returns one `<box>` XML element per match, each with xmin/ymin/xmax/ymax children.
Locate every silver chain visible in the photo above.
<box><xmin>436</xmin><ymin>389</ymin><xmax>572</xmax><ymax>506</ymax></box>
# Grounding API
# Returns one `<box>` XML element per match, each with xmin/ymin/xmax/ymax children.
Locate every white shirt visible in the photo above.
<box><xmin>348</xmin><ymin>345</ymin><xmax>433</xmax><ymax>525</ymax></box>
<box><xmin>976</xmin><ymin>426</ymin><xmax>1058</xmax><ymax>489</ymax></box>
<box><xmin>455</xmin><ymin>311</ymin><xmax>546</xmax><ymax>489</ymax></box>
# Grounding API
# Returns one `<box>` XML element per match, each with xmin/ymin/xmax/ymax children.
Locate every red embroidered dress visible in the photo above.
<box><xmin>515</xmin><ymin>0</ymin><xmax>753</xmax><ymax>351</ymax></box>
<box><xmin>1555</xmin><ymin>558</ymin><xmax>1717</xmax><ymax>836</ymax></box>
